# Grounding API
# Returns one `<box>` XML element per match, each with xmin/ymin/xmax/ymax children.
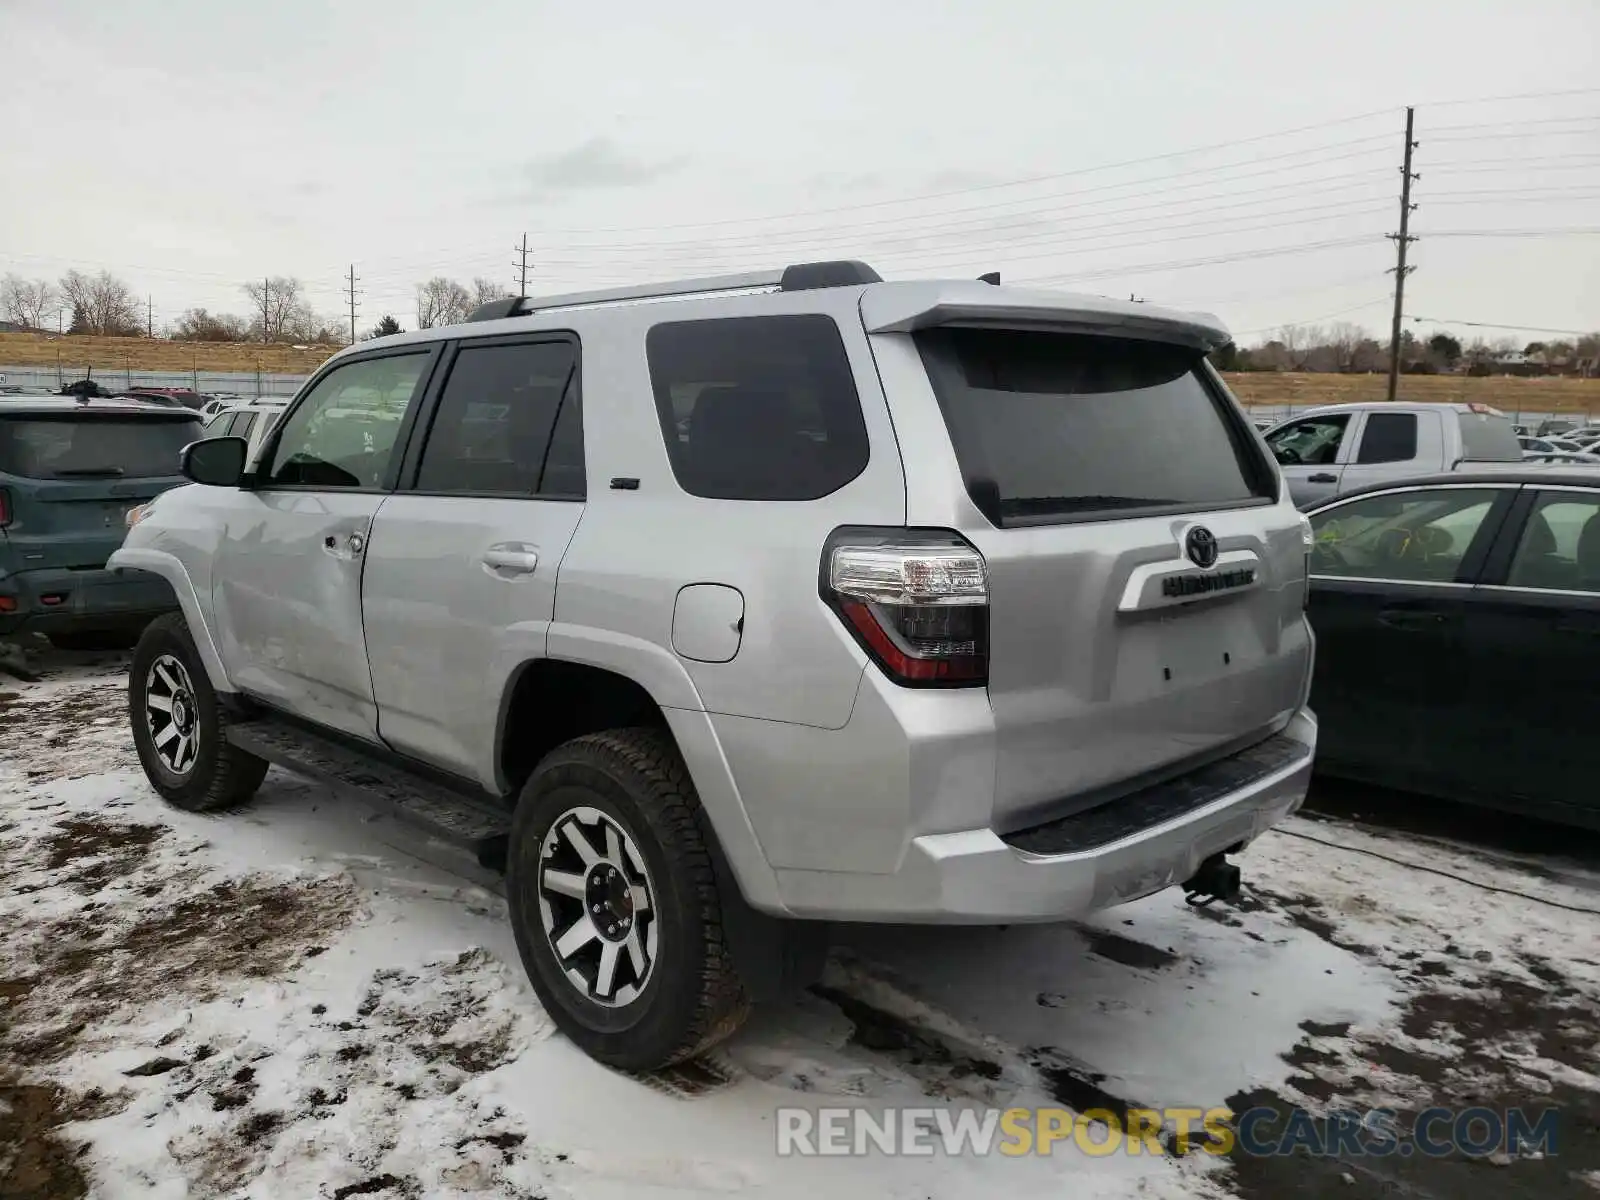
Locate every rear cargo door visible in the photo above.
<box><xmin>878</xmin><ymin>321</ymin><xmax>1313</xmax><ymax>834</ymax></box>
<box><xmin>0</xmin><ymin>412</ymin><xmax>199</xmax><ymax>570</ymax></box>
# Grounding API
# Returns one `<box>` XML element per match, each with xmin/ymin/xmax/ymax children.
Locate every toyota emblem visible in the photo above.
<box><xmin>1185</xmin><ymin>526</ymin><xmax>1219</xmax><ymax>569</ymax></box>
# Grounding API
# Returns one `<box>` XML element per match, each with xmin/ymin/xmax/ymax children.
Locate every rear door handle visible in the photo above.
<box><xmin>1308</xmin><ymin>473</ymin><xmax>1338</xmax><ymax>484</ymax></box>
<box><xmin>1378</xmin><ymin>606</ymin><xmax>1452</xmax><ymax>630</ymax></box>
<box><xmin>482</xmin><ymin>545</ymin><xmax>539</xmax><ymax>575</ymax></box>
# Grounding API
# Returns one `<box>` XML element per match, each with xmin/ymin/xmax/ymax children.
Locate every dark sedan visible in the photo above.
<box><xmin>1305</xmin><ymin>470</ymin><xmax>1599</xmax><ymax>830</ymax></box>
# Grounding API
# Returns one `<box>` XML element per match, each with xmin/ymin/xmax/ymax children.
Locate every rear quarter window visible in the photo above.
<box><xmin>915</xmin><ymin>327</ymin><xmax>1273</xmax><ymax>526</ymax></box>
<box><xmin>646</xmin><ymin>314</ymin><xmax>869</xmax><ymax>501</ymax></box>
<box><xmin>1456</xmin><ymin>410</ymin><xmax>1523</xmax><ymax>462</ymax></box>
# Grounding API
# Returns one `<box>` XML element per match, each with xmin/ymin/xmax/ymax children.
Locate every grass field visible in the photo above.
<box><xmin>0</xmin><ymin>332</ymin><xmax>334</xmax><ymax>376</ymax></box>
<box><xmin>3</xmin><ymin>332</ymin><xmax>1597</xmax><ymax>415</ymax></box>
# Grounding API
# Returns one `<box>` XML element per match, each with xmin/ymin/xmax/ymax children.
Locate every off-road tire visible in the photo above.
<box><xmin>129</xmin><ymin>612</ymin><xmax>267</xmax><ymax>812</ymax></box>
<box><xmin>505</xmin><ymin>727</ymin><xmax>751</xmax><ymax>1071</ymax></box>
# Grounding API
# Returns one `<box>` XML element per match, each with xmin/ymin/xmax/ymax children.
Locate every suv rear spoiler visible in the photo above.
<box><xmin>859</xmin><ymin>281</ymin><xmax>1231</xmax><ymax>351</ymax></box>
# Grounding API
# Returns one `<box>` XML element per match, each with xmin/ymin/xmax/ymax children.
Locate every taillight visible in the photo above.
<box><xmin>822</xmin><ymin>531</ymin><xmax>989</xmax><ymax>687</ymax></box>
<box><xmin>0</xmin><ymin>487</ymin><xmax>10</xmax><ymax>528</ymax></box>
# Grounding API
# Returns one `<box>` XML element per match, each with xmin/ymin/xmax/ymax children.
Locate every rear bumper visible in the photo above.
<box><xmin>771</xmin><ymin>707</ymin><xmax>1316</xmax><ymax>922</ymax></box>
<box><xmin>0</xmin><ymin>565</ymin><xmax>176</xmax><ymax>636</ymax></box>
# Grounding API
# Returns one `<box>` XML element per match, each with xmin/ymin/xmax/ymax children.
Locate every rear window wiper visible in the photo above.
<box><xmin>52</xmin><ymin>467</ymin><xmax>126</xmax><ymax>477</ymax></box>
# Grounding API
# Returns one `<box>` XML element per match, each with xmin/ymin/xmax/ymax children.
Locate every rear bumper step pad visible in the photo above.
<box><xmin>1001</xmin><ymin>733</ymin><xmax>1308</xmax><ymax>856</ymax></box>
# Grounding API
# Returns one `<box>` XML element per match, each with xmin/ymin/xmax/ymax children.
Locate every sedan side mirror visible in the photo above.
<box><xmin>181</xmin><ymin>436</ymin><xmax>248</xmax><ymax>487</ymax></box>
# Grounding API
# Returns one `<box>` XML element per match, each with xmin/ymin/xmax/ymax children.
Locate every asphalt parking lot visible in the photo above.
<box><xmin>3</xmin><ymin>645</ymin><xmax>1598</xmax><ymax>1199</ymax></box>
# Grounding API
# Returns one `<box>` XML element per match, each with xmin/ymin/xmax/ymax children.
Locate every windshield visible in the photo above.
<box><xmin>915</xmin><ymin>327</ymin><xmax>1273</xmax><ymax>526</ymax></box>
<box><xmin>0</xmin><ymin>415</ymin><xmax>200</xmax><ymax>479</ymax></box>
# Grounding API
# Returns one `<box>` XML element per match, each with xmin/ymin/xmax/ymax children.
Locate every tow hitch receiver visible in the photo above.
<box><xmin>1183</xmin><ymin>853</ymin><xmax>1241</xmax><ymax>907</ymax></box>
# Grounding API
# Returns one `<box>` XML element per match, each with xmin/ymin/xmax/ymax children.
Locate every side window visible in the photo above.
<box><xmin>414</xmin><ymin>340</ymin><xmax>580</xmax><ymax>496</ymax></box>
<box><xmin>231</xmin><ymin>412</ymin><xmax>258</xmax><ymax>442</ymax></box>
<box><xmin>646</xmin><ymin>314</ymin><xmax>869</xmax><ymax>501</ymax></box>
<box><xmin>1507</xmin><ymin>493</ymin><xmax>1600</xmax><ymax>593</ymax></box>
<box><xmin>1309</xmin><ymin>488</ymin><xmax>1501</xmax><ymax>583</ymax></box>
<box><xmin>1356</xmin><ymin>413</ymin><xmax>1417</xmax><ymax>464</ymax></box>
<box><xmin>1266</xmin><ymin>415</ymin><xmax>1350</xmax><ymax>467</ymax></box>
<box><xmin>202</xmin><ymin>412</ymin><xmax>234</xmax><ymax>438</ymax></box>
<box><xmin>262</xmin><ymin>354</ymin><xmax>428</xmax><ymax>489</ymax></box>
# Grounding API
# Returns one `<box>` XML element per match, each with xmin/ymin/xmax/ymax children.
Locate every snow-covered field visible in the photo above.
<box><xmin>2</xmin><ymin>652</ymin><xmax>1598</xmax><ymax>1199</ymax></box>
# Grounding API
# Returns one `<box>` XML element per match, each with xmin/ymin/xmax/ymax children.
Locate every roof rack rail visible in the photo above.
<box><xmin>465</xmin><ymin>259</ymin><xmax>882</xmax><ymax>322</ymax></box>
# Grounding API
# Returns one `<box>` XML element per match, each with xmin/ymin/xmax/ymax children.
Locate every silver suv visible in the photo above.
<box><xmin>112</xmin><ymin>260</ymin><xmax>1318</xmax><ymax>1070</ymax></box>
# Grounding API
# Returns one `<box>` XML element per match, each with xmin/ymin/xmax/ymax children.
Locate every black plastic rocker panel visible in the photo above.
<box><xmin>225</xmin><ymin>715</ymin><xmax>511</xmax><ymax>870</ymax></box>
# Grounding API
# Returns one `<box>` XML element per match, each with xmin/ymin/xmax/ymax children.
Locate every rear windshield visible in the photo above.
<box><xmin>1455</xmin><ymin>410</ymin><xmax>1522</xmax><ymax>462</ymax></box>
<box><xmin>0</xmin><ymin>415</ymin><xmax>200</xmax><ymax>479</ymax></box>
<box><xmin>915</xmin><ymin>327</ymin><xmax>1273</xmax><ymax>526</ymax></box>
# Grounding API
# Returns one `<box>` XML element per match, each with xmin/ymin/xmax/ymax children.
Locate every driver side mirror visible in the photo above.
<box><xmin>181</xmin><ymin>436</ymin><xmax>248</xmax><ymax>487</ymax></box>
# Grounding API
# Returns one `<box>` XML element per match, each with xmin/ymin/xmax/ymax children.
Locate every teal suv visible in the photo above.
<box><xmin>1</xmin><ymin>397</ymin><xmax>197</xmax><ymax>649</ymax></box>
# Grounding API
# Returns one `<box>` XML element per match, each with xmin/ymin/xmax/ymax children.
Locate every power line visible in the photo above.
<box><xmin>1419</xmin><ymin>85</ymin><xmax>1600</xmax><ymax>107</ymax></box>
<box><xmin>1014</xmin><ymin>235</ymin><xmax>1380</xmax><ymax>286</ymax></box>
<box><xmin>1424</xmin><ymin>226</ymin><xmax>1600</xmax><ymax>238</ymax></box>
<box><xmin>1407</xmin><ymin>316</ymin><xmax>1597</xmax><ymax>335</ymax></box>
<box><xmin>1233</xmin><ymin>294</ymin><xmax>1396</xmax><ymax>337</ymax></box>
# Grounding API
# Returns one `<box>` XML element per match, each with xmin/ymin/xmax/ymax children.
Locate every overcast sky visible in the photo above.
<box><xmin>2</xmin><ymin>0</ymin><xmax>1597</xmax><ymax>344</ymax></box>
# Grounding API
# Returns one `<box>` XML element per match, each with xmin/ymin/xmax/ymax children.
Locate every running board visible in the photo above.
<box><xmin>224</xmin><ymin>715</ymin><xmax>511</xmax><ymax>872</ymax></box>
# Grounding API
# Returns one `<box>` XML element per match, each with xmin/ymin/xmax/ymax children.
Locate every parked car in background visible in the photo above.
<box><xmin>112</xmin><ymin>259</ymin><xmax>1318</xmax><ymax>1071</ymax></box>
<box><xmin>1</xmin><ymin>396</ymin><xmax>195</xmax><ymax>649</ymax></box>
<box><xmin>1304</xmin><ymin>471</ymin><xmax>1600</xmax><ymax>830</ymax></box>
<box><xmin>126</xmin><ymin>387</ymin><xmax>206</xmax><ymax>411</ymax></box>
<box><xmin>199</xmin><ymin>399</ymin><xmax>289</xmax><ymax>467</ymax></box>
<box><xmin>1263</xmin><ymin>402</ymin><xmax>1523</xmax><ymax>509</ymax></box>
<box><xmin>1537</xmin><ymin>418</ymin><xmax>1577</xmax><ymax>437</ymax></box>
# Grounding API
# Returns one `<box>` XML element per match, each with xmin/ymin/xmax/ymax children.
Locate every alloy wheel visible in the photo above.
<box><xmin>538</xmin><ymin>806</ymin><xmax>657</xmax><ymax>1007</ymax></box>
<box><xmin>145</xmin><ymin>653</ymin><xmax>200</xmax><ymax>775</ymax></box>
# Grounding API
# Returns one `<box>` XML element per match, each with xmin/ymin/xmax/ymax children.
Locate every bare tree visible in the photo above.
<box><xmin>471</xmin><ymin>277</ymin><xmax>513</xmax><ymax>307</ymax></box>
<box><xmin>415</xmin><ymin>277</ymin><xmax>473</xmax><ymax>329</ymax></box>
<box><xmin>1</xmin><ymin>275</ymin><xmax>58</xmax><ymax>330</ymax></box>
<box><xmin>172</xmin><ymin>308</ymin><xmax>251</xmax><ymax>342</ymax></box>
<box><xmin>241</xmin><ymin>276</ymin><xmax>308</xmax><ymax>343</ymax></box>
<box><xmin>58</xmin><ymin>270</ymin><xmax>141</xmax><ymax>335</ymax></box>
<box><xmin>1325</xmin><ymin>322</ymin><xmax>1365</xmax><ymax>373</ymax></box>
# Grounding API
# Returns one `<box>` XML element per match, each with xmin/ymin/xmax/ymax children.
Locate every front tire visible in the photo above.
<box><xmin>505</xmin><ymin>728</ymin><xmax>750</xmax><ymax>1071</ymax></box>
<box><xmin>129</xmin><ymin>613</ymin><xmax>267</xmax><ymax>812</ymax></box>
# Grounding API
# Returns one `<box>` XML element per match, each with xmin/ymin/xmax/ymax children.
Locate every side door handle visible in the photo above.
<box><xmin>1378</xmin><ymin>605</ymin><xmax>1453</xmax><ymax>630</ymax></box>
<box><xmin>1308</xmin><ymin>473</ymin><xmax>1338</xmax><ymax>484</ymax></box>
<box><xmin>482</xmin><ymin>544</ymin><xmax>539</xmax><ymax>575</ymax></box>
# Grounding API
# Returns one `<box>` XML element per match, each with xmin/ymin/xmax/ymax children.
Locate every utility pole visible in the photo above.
<box><xmin>147</xmin><ymin>295</ymin><xmax>153</xmax><ymax>339</ymax></box>
<box><xmin>513</xmin><ymin>234</ymin><xmax>533</xmax><ymax>297</ymax></box>
<box><xmin>1385</xmin><ymin>107</ymin><xmax>1419</xmax><ymax>403</ymax></box>
<box><xmin>260</xmin><ymin>276</ymin><xmax>271</xmax><ymax>345</ymax></box>
<box><xmin>343</xmin><ymin>265</ymin><xmax>362</xmax><ymax>345</ymax></box>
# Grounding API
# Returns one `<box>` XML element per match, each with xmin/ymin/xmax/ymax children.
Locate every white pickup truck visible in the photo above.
<box><xmin>1262</xmin><ymin>401</ymin><xmax>1529</xmax><ymax>509</ymax></box>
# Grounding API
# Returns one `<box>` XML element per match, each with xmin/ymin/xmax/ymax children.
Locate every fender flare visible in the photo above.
<box><xmin>532</xmin><ymin>623</ymin><xmax>790</xmax><ymax>916</ymax></box>
<box><xmin>107</xmin><ymin>547</ymin><xmax>233</xmax><ymax>692</ymax></box>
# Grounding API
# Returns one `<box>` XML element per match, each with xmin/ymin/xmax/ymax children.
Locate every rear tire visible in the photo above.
<box><xmin>129</xmin><ymin>613</ymin><xmax>267</xmax><ymax>813</ymax></box>
<box><xmin>505</xmin><ymin>727</ymin><xmax>751</xmax><ymax>1071</ymax></box>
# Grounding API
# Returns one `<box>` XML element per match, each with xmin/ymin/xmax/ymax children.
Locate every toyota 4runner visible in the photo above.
<box><xmin>112</xmin><ymin>260</ymin><xmax>1318</xmax><ymax>1070</ymax></box>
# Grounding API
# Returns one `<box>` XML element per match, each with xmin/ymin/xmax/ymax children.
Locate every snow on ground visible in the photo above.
<box><xmin>2</xmin><ymin>651</ymin><xmax>1598</xmax><ymax>1199</ymax></box>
